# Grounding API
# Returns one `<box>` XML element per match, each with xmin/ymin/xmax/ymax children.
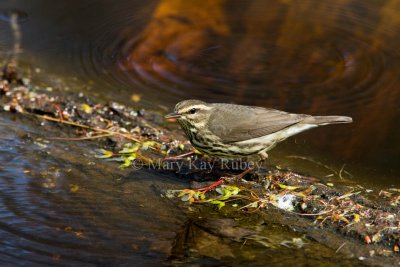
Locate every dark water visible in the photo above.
<box><xmin>0</xmin><ymin>0</ymin><xmax>399</xmax><ymax>265</ymax></box>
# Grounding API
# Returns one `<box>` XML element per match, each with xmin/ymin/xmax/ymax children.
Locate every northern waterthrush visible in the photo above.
<box><xmin>165</xmin><ymin>100</ymin><xmax>352</xmax><ymax>160</ymax></box>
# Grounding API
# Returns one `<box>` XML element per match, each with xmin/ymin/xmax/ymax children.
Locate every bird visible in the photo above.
<box><xmin>165</xmin><ymin>99</ymin><xmax>352</xmax><ymax>160</ymax></box>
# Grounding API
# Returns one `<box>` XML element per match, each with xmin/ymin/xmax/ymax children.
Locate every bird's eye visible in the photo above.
<box><xmin>189</xmin><ymin>108</ymin><xmax>198</xmax><ymax>114</ymax></box>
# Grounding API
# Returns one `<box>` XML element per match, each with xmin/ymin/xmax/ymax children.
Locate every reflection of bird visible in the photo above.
<box><xmin>166</xmin><ymin>100</ymin><xmax>352</xmax><ymax>160</ymax></box>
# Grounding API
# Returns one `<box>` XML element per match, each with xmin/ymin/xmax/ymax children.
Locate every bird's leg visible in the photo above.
<box><xmin>231</xmin><ymin>164</ymin><xmax>255</xmax><ymax>181</ymax></box>
<box><xmin>259</xmin><ymin>151</ymin><xmax>268</xmax><ymax>161</ymax></box>
<box><xmin>227</xmin><ymin>152</ymin><xmax>268</xmax><ymax>182</ymax></box>
<box><xmin>197</xmin><ymin>165</ymin><xmax>254</xmax><ymax>192</ymax></box>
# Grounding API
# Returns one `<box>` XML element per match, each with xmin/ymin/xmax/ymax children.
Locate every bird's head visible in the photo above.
<box><xmin>165</xmin><ymin>99</ymin><xmax>212</xmax><ymax>129</ymax></box>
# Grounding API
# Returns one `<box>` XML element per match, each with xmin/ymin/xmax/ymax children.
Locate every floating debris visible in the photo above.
<box><xmin>277</xmin><ymin>194</ymin><xmax>297</xmax><ymax>211</ymax></box>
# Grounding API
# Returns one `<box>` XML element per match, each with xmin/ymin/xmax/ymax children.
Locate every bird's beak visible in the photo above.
<box><xmin>165</xmin><ymin>112</ymin><xmax>181</xmax><ymax>119</ymax></box>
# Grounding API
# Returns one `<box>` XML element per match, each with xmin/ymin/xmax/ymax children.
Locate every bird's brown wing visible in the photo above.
<box><xmin>208</xmin><ymin>104</ymin><xmax>307</xmax><ymax>143</ymax></box>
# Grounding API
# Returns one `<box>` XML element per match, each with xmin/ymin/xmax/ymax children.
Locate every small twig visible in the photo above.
<box><xmin>335</xmin><ymin>242</ymin><xmax>347</xmax><ymax>253</ymax></box>
<box><xmin>339</xmin><ymin>164</ymin><xmax>346</xmax><ymax>180</ymax></box>
<box><xmin>36</xmin><ymin>114</ymin><xmax>142</xmax><ymax>143</ymax></box>
<box><xmin>376</xmin><ymin>226</ymin><xmax>399</xmax><ymax>234</ymax></box>
<box><xmin>48</xmin><ymin>133</ymin><xmax>114</xmax><ymax>141</ymax></box>
<box><xmin>240</xmin><ymin>239</ymin><xmax>247</xmax><ymax>249</ymax></box>
<box><xmin>344</xmin><ymin>170</ymin><xmax>353</xmax><ymax>178</ymax></box>
<box><xmin>222</xmin><ymin>195</ymin><xmax>250</xmax><ymax>203</ymax></box>
<box><xmin>197</xmin><ymin>178</ymin><xmax>226</xmax><ymax>193</ymax></box>
<box><xmin>164</xmin><ymin>151</ymin><xmax>195</xmax><ymax>160</ymax></box>
<box><xmin>240</xmin><ymin>202</ymin><xmax>263</xmax><ymax>213</ymax></box>
<box><xmin>10</xmin><ymin>12</ymin><xmax>22</xmax><ymax>66</ymax></box>
<box><xmin>141</xmin><ymin>120</ymin><xmax>161</xmax><ymax>134</ymax></box>
<box><xmin>52</xmin><ymin>103</ymin><xmax>64</xmax><ymax>122</ymax></box>
<box><xmin>290</xmin><ymin>172</ymin><xmax>319</xmax><ymax>182</ymax></box>
<box><xmin>287</xmin><ymin>155</ymin><xmax>338</xmax><ymax>174</ymax></box>
<box><xmin>336</xmin><ymin>191</ymin><xmax>360</xmax><ymax>200</ymax></box>
<box><xmin>290</xmin><ymin>209</ymin><xmax>333</xmax><ymax>216</ymax></box>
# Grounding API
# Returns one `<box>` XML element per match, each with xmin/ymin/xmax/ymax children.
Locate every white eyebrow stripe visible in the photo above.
<box><xmin>180</xmin><ymin>104</ymin><xmax>211</xmax><ymax>113</ymax></box>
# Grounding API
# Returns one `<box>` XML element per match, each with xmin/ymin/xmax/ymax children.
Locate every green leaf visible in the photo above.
<box><xmin>209</xmin><ymin>200</ymin><xmax>225</xmax><ymax>209</ymax></box>
<box><xmin>120</xmin><ymin>157</ymin><xmax>132</xmax><ymax>168</ymax></box>
<box><xmin>219</xmin><ymin>190</ymin><xmax>232</xmax><ymax>200</ymax></box>
<box><xmin>193</xmin><ymin>149</ymin><xmax>202</xmax><ymax>155</ymax></box>
<box><xmin>141</xmin><ymin>141</ymin><xmax>156</xmax><ymax>151</ymax></box>
<box><xmin>118</xmin><ymin>145</ymin><xmax>140</xmax><ymax>154</ymax></box>
<box><xmin>199</xmin><ymin>192</ymin><xmax>206</xmax><ymax>200</ymax></box>
<box><xmin>107</xmin><ymin>156</ymin><xmax>126</xmax><ymax>162</ymax></box>
<box><xmin>122</xmin><ymin>142</ymin><xmax>135</xmax><ymax>147</ymax></box>
<box><xmin>127</xmin><ymin>154</ymin><xmax>137</xmax><ymax>160</ymax></box>
<box><xmin>80</xmin><ymin>104</ymin><xmax>92</xmax><ymax>114</ymax></box>
<box><xmin>231</xmin><ymin>187</ymin><xmax>240</xmax><ymax>195</ymax></box>
<box><xmin>278</xmin><ymin>184</ymin><xmax>300</xmax><ymax>190</ymax></box>
<box><xmin>223</xmin><ymin>185</ymin><xmax>240</xmax><ymax>195</ymax></box>
<box><xmin>95</xmin><ymin>149</ymin><xmax>113</xmax><ymax>158</ymax></box>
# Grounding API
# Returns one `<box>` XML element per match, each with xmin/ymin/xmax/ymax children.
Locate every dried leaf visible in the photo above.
<box><xmin>372</xmin><ymin>233</ymin><xmax>381</xmax><ymax>243</ymax></box>
<box><xmin>181</xmin><ymin>193</ymin><xmax>192</xmax><ymax>202</ymax></box>
<box><xmin>178</xmin><ymin>189</ymin><xmax>192</xmax><ymax>198</ymax></box>
<box><xmin>353</xmin><ymin>213</ymin><xmax>360</xmax><ymax>223</ymax></box>
<box><xmin>131</xmin><ymin>94</ymin><xmax>141</xmax><ymax>103</ymax></box>
<box><xmin>69</xmin><ymin>184</ymin><xmax>79</xmax><ymax>193</ymax></box>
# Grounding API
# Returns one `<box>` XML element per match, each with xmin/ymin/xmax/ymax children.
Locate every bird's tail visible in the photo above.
<box><xmin>304</xmin><ymin>115</ymin><xmax>353</xmax><ymax>125</ymax></box>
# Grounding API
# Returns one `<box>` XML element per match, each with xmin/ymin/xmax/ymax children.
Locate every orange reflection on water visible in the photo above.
<box><xmin>121</xmin><ymin>0</ymin><xmax>400</xmax><ymax>167</ymax></box>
